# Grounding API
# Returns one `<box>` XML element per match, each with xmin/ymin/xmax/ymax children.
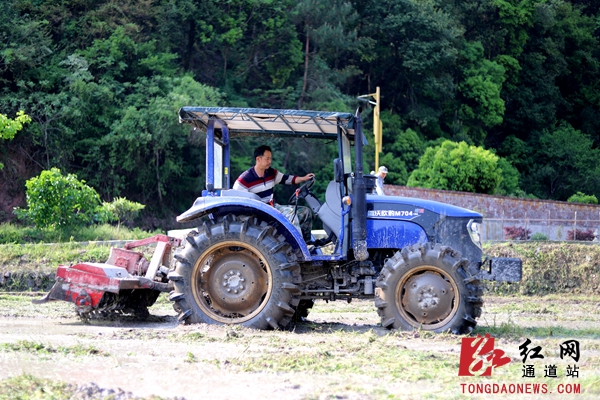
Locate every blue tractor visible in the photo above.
<box><xmin>169</xmin><ymin>107</ymin><xmax>522</xmax><ymax>333</ymax></box>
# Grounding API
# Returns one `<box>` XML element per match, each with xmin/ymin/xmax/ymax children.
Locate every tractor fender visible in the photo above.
<box><xmin>177</xmin><ymin>196</ymin><xmax>311</xmax><ymax>260</ymax></box>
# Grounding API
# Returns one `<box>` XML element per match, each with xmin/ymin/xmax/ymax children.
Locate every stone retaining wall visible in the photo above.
<box><xmin>0</xmin><ymin>271</ymin><xmax>56</xmax><ymax>292</ymax></box>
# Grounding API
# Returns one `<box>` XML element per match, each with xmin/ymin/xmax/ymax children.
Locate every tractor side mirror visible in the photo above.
<box><xmin>334</xmin><ymin>158</ymin><xmax>343</xmax><ymax>183</ymax></box>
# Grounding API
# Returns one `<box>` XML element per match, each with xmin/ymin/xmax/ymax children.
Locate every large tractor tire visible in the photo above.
<box><xmin>375</xmin><ymin>243</ymin><xmax>483</xmax><ymax>334</ymax></box>
<box><xmin>168</xmin><ymin>215</ymin><xmax>301</xmax><ymax>330</ymax></box>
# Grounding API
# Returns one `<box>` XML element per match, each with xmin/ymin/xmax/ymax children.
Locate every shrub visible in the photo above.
<box><xmin>530</xmin><ymin>232</ymin><xmax>548</xmax><ymax>241</ymax></box>
<box><xmin>567</xmin><ymin>192</ymin><xmax>598</xmax><ymax>204</ymax></box>
<box><xmin>407</xmin><ymin>140</ymin><xmax>502</xmax><ymax>194</ymax></box>
<box><xmin>566</xmin><ymin>228</ymin><xmax>595</xmax><ymax>241</ymax></box>
<box><xmin>101</xmin><ymin>197</ymin><xmax>145</xmax><ymax>229</ymax></box>
<box><xmin>14</xmin><ymin>168</ymin><xmax>101</xmax><ymax>229</ymax></box>
<box><xmin>503</xmin><ymin>226</ymin><xmax>531</xmax><ymax>240</ymax></box>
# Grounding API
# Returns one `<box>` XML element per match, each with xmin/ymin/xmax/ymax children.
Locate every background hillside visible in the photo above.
<box><xmin>2</xmin><ymin>0</ymin><xmax>600</xmax><ymax>228</ymax></box>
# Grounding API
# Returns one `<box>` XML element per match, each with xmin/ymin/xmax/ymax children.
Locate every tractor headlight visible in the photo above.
<box><xmin>467</xmin><ymin>219</ymin><xmax>482</xmax><ymax>249</ymax></box>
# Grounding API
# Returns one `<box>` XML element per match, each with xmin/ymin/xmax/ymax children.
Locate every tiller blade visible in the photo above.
<box><xmin>34</xmin><ymin>234</ymin><xmax>180</xmax><ymax>318</ymax></box>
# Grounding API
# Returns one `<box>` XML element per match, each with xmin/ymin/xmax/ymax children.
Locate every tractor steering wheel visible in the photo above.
<box><xmin>288</xmin><ymin>176</ymin><xmax>315</xmax><ymax>204</ymax></box>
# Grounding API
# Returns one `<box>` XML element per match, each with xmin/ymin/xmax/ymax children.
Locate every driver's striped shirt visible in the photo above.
<box><xmin>233</xmin><ymin>167</ymin><xmax>297</xmax><ymax>203</ymax></box>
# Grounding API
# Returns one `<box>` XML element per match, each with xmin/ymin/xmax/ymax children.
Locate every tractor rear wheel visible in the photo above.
<box><xmin>375</xmin><ymin>243</ymin><xmax>483</xmax><ymax>334</ymax></box>
<box><xmin>169</xmin><ymin>215</ymin><xmax>301</xmax><ymax>330</ymax></box>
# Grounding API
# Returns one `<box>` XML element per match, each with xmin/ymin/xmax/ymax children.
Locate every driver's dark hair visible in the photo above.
<box><xmin>254</xmin><ymin>145</ymin><xmax>272</xmax><ymax>161</ymax></box>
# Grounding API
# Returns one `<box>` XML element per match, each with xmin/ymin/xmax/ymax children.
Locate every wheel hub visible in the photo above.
<box><xmin>402</xmin><ymin>271</ymin><xmax>454</xmax><ymax>324</ymax></box>
<box><xmin>222</xmin><ymin>270</ymin><xmax>245</xmax><ymax>293</ymax></box>
<box><xmin>202</xmin><ymin>249</ymin><xmax>268</xmax><ymax>316</ymax></box>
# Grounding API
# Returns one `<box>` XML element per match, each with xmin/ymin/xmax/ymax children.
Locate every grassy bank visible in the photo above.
<box><xmin>0</xmin><ymin>223</ymin><xmax>162</xmax><ymax>291</ymax></box>
<box><xmin>485</xmin><ymin>242</ymin><xmax>600</xmax><ymax>295</ymax></box>
<box><xmin>0</xmin><ymin>222</ymin><xmax>158</xmax><ymax>245</ymax></box>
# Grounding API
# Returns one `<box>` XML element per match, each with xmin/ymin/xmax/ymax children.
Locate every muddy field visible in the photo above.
<box><xmin>1</xmin><ymin>293</ymin><xmax>599</xmax><ymax>399</ymax></box>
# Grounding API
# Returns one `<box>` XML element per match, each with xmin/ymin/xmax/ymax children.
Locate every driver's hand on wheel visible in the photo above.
<box><xmin>298</xmin><ymin>173</ymin><xmax>315</xmax><ymax>183</ymax></box>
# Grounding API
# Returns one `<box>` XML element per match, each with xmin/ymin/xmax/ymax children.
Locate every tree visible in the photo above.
<box><xmin>524</xmin><ymin>122</ymin><xmax>600</xmax><ymax>200</ymax></box>
<box><xmin>455</xmin><ymin>41</ymin><xmax>506</xmax><ymax>145</ymax></box>
<box><xmin>101</xmin><ymin>75</ymin><xmax>223</xmax><ymax>209</ymax></box>
<box><xmin>15</xmin><ymin>168</ymin><xmax>102</xmax><ymax>229</ymax></box>
<box><xmin>407</xmin><ymin>140</ymin><xmax>502</xmax><ymax>194</ymax></box>
<box><xmin>294</xmin><ymin>0</ymin><xmax>360</xmax><ymax>109</ymax></box>
<box><xmin>371</xmin><ymin>111</ymin><xmax>427</xmax><ymax>186</ymax></box>
<box><xmin>0</xmin><ymin>110</ymin><xmax>32</xmax><ymax>170</ymax></box>
<box><xmin>0</xmin><ymin>110</ymin><xmax>31</xmax><ymax>141</ymax></box>
<box><xmin>495</xmin><ymin>157</ymin><xmax>521</xmax><ymax>196</ymax></box>
<box><xmin>352</xmin><ymin>0</ymin><xmax>462</xmax><ymax>136</ymax></box>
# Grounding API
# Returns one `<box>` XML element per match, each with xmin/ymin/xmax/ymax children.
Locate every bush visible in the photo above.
<box><xmin>567</xmin><ymin>192</ymin><xmax>598</xmax><ymax>204</ymax></box>
<box><xmin>530</xmin><ymin>232</ymin><xmax>548</xmax><ymax>241</ymax></box>
<box><xmin>14</xmin><ymin>168</ymin><xmax>102</xmax><ymax>229</ymax></box>
<box><xmin>407</xmin><ymin>140</ymin><xmax>502</xmax><ymax>194</ymax></box>
<box><xmin>503</xmin><ymin>226</ymin><xmax>531</xmax><ymax>240</ymax></box>
<box><xmin>566</xmin><ymin>228</ymin><xmax>595</xmax><ymax>241</ymax></box>
<box><xmin>101</xmin><ymin>197</ymin><xmax>145</xmax><ymax>229</ymax></box>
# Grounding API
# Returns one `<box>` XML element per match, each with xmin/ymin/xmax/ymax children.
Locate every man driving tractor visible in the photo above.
<box><xmin>233</xmin><ymin>145</ymin><xmax>314</xmax><ymax>240</ymax></box>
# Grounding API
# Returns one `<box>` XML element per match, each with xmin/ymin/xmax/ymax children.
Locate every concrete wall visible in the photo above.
<box><xmin>384</xmin><ymin>185</ymin><xmax>600</xmax><ymax>241</ymax></box>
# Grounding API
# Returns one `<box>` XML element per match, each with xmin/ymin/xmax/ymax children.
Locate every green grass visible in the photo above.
<box><xmin>0</xmin><ymin>340</ymin><xmax>107</xmax><ymax>357</ymax></box>
<box><xmin>474</xmin><ymin>322</ymin><xmax>600</xmax><ymax>340</ymax></box>
<box><xmin>0</xmin><ymin>222</ymin><xmax>159</xmax><ymax>244</ymax></box>
<box><xmin>0</xmin><ymin>375</ymin><xmax>72</xmax><ymax>400</ymax></box>
<box><xmin>0</xmin><ymin>374</ymin><xmax>172</xmax><ymax>400</ymax></box>
<box><xmin>0</xmin><ymin>241</ymin><xmax>112</xmax><ymax>268</ymax></box>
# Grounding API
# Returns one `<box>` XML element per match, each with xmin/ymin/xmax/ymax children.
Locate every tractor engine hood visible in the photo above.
<box><xmin>367</xmin><ymin>195</ymin><xmax>482</xmax><ymax>220</ymax></box>
<box><xmin>366</xmin><ymin>195</ymin><xmax>483</xmax><ymax>248</ymax></box>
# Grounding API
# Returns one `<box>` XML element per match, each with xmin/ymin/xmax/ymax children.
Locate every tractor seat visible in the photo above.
<box><xmin>317</xmin><ymin>181</ymin><xmax>342</xmax><ymax>238</ymax></box>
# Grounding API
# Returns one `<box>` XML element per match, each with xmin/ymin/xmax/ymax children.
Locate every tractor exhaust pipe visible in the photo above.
<box><xmin>352</xmin><ymin>108</ymin><xmax>368</xmax><ymax>261</ymax></box>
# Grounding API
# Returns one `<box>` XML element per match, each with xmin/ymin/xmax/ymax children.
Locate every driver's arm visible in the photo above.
<box><xmin>276</xmin><ymin>172</ymin><xmax>314</xmax><ymax>185</ymax></box>
<box><xmin>275</xmin><ymin>171</ymin><xmax>296</xmax><ymax>185</ymax></box>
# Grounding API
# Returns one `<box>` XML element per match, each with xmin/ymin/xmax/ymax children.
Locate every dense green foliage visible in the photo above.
<box><xmin>102</xmin><ymin>197</ymin><xmax>145</xmax><ymax>229</ymax></box>
<box><xmin>0</xmin><ymin>110</ymin><xmax>30</xmax><ymax>141</ymax></box>
<box><xmin>0</xmin><ymin>110</ymin><xmax>30</xmax><ymax>169</ymax></box>
<box><xmin>407</xmin><ymin>141</ymin><xmax>502</xmax><ymax>194</ymax></box>
<box><xmin>567</xmin><ymin>191</ymin><xmax>599</xmax><ymax>204</ymax></box>
<box><xmin>1</xmin><ymin>0</ymin><xmax>600</xmax><ymax>225</ymax></box>
<box><xmin>15</xmin><ymin>168</ymin><xmax>103</xmax><ymax>229</ymax></box>
<box><xmin>14</xmin><ymin>168</ymin><xmax>146</xmax><ymax>231</ymax></box>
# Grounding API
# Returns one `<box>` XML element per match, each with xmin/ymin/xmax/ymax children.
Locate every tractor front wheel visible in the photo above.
<box><xmin>375</xmin><ymin>243</ymin><xmax>483</xmax><ymax>334</ymax></box>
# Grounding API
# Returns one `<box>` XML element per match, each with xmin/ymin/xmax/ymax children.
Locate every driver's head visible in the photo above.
<box><xmin>254</xmin><ymin>145</ymin><xmax>272</xmax><ymax>170</ymax></box>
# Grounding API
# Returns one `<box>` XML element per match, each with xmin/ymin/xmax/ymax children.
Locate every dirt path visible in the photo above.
<box><xmin>1</xmin><ymin>294</ymin><xmax>599</xmax><ymax>399</ymax></box>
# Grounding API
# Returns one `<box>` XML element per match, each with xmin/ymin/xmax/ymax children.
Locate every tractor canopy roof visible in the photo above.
<box><xmin>179</xmin><ymin>107</ymin><xmax>356</xmax><ymax>140</ymax></box>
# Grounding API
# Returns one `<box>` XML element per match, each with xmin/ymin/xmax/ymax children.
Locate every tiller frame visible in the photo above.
<box><xmin>34</xmin><ymin>235</ymin><xmax>180</xmax><ymax>316</ymax></box>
